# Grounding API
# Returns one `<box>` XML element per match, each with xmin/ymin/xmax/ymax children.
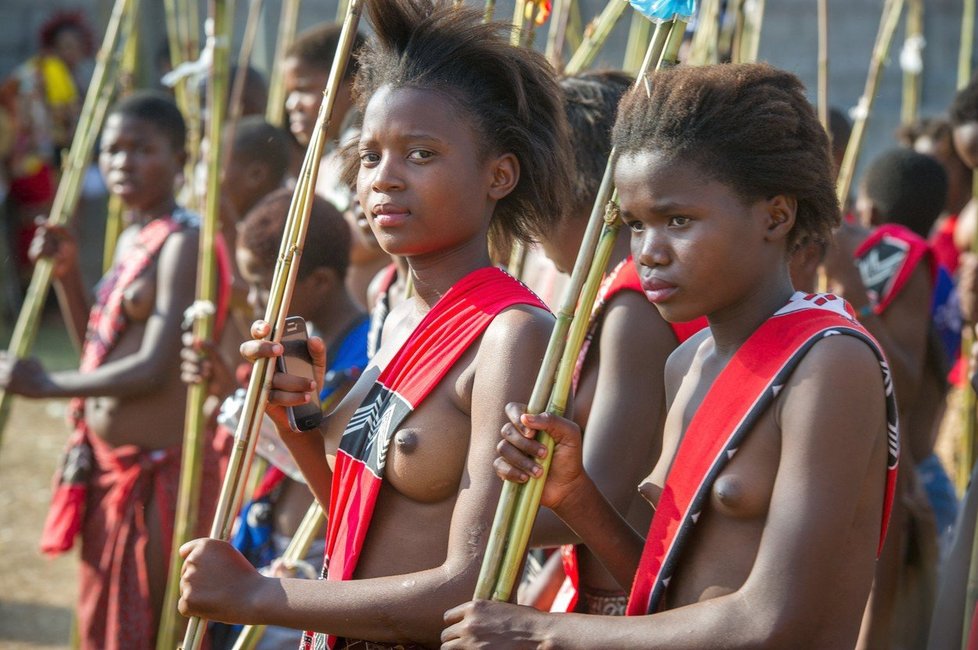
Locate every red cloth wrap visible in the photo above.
<box><xmin>302</xmin><ymin>267</ymin><xmax>548</xmax><ymax>650</ymax></box>
<box><xmin>625</xmin><ymin>293</ymin><xmax>899</xmax><ymax>616</ymax></box>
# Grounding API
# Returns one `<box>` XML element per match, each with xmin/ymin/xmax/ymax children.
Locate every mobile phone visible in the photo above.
<box><xmin>276</xmin><ymin>316</ymin><xmax>323</xmax><ymax>432</ymax></box>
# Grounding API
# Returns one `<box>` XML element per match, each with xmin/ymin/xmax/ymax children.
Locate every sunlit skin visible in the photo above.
<box><xmin>830</xmin><ymin>181</ymin><xmax>938</xmax><ymax>650</ymax></box>
<box><xmin>177</xmin><ymin>86</ymin><xmax>553</xmax><ymax>646</ymax></box>
<box><xmin>442</xmin><ymin>151</ymin><xmax>888</xmax><ymax>649</ymax></box>
<box><xmin>529</xmin><ymin>203</ymin><xmax>675</xmax><ymax>602</ymax></box>
<box><xmin>282</xmin><ymin>56</ymin><xmax>351</xmax><ymax>146</ymax></box>
<box><xmin>0</xmin><ymin>112</ymin><xmax>199</xmax><ymax>625</ymax></box>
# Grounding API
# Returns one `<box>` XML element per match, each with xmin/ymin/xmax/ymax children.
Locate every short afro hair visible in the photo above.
<box><xmin>106</xmin><ymin>90</ymin><xmax>186</xmax><ymax>152</ymax></box>
<box><xmin>951</xmin><ymin>73</ymin><xmax>978</xmax><ymax>127</ymax></box>
<box><xmin>344</xmin><ymin>0</ymin><xmax>573</xmax><ymax>245</ymax></box>
<box><xmin>231</xmin><ymin>116</ymin><xmax>290</xmax><ymax>185</ymax></box>
<box><xmin>238</xmin><ymin>187</ymin><xmax>351</xmax><ymax>280</ymax></box>
<box><xmin>286</xmin><ymin>22</ymin><xmax>365</xmax><ymax>80</ymax></box>
<box><xmin>861</xmin><ymin>148</ymin><xmax>948</xmax><ymax>238</ymax></box>
<box><xmin>612</xmin><ymin>63</ymin><xmax>839</xmax><ymax>252</ymax></box>
<box><xmin>561</xmin><ymin>70</ymin><xmax>633</xmax><ymax>219</ymax></box>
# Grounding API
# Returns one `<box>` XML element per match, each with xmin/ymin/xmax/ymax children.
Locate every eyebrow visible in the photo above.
<box><xmin>621</xmin><ymin>200</ymin><xmax>693</xmax><ymax>218</ymax></box>
<box><xmin>359</xmin><ymin>132</ymin><xmax>446</xmax><ymax>146</ymax></box>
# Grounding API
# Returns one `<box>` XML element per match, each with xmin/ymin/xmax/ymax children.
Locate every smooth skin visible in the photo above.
<box><xmin>177</xmin><ymin>86</ymin><xmax>554</xmax><ymax>647</ymax></box>
<box><xmin>530</xmin><ymin>205</ymin><xmax>674</xmax><ymax>599</ymax></box>
<box><xmin>442</xmin><ymin>151</ymin><xmax>889</xmax><ymax>649</ymax></box>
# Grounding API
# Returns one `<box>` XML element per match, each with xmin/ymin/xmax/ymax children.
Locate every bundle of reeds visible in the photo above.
<box><xmin>900</xmin><ymin>0</ymin><xmax>924</xmax><ymax>126</ymax></box>
<box><xmin>475</xmin><ymin>2</ymin><xmax>694</xmax><ymax>602</ymax></box>
<box><xmin>179</xmin><ymin>3</ymin><xmax>365</xmax><ymax>648</ymax></box>
<box><xmin>0</xmin><ymin>0</ymin><xmax>135</xmax><ymax>449</ymax></box>
<box><xmin>157</xmin><ymin>1</ymin><xmax>234</xmax><ymax>648</ymax></box>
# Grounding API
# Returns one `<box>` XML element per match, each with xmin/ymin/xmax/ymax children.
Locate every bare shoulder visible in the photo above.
<box><xmin>158</xmin><ymin>226</ymin><xmax>200</xmax><ymax>271</ymax></box>
<box><xmin>778</xmin><ymin>331</ymin><xmax>887</xmax><ymax>448</ymax></box>
<box><xmin>664</xmin><ymin>327</ymin><xmax>711</xmax><ymax>403</ymax></box>
<box><xmin>479</xmin><ymin>303</ymin><xmax>553</xmax><ymax>358</ymax></box>
<box><xmin>602</xmin><ymin>291</ymin><xmax>674</xmax><ymax>349</ymax></box>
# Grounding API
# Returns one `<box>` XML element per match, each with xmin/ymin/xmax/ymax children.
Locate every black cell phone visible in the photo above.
<box><xmin>276</xmin><ymin>316</ymin><xmax>324</xmax><ymax>432</ymax></box>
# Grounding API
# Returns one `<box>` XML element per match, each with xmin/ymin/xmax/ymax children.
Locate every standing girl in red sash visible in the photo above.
<box><xmin>177</xmin><ymin>1</ymin><xmax>571</xmax><ymax>648</ymax></box>
<box><xmin>444</xmin><ymin>63</ymin><xmax>897</xmax><ymax>649</ymax></box>
<box><xmin>0</xmin><ymin>92</ymin><xmax>231</xmax><ymax>650</ymax></box>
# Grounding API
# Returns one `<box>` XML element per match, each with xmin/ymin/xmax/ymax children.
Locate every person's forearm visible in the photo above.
<box><xmin>552</xmin><ymin>476</ymin><xmax>645</xmax><ymax>591</ymax></box>
<box><xmin>530</xmin><ymin>506</ymin><xmax>580</xmax><ymax>548</ymax></box>
<box><xmin>534</xmin><ymin>591</ymin><xmax>789</xmax><ymax>649</ymax></box>
<box><xmin>279</xmin><ymin>423</ymin><xmax>333</xmax><ymax>508</ymax></box>
<box><xmin>248</xmin><ymin>563</ymin><xmax>477</xmax><ymax>646</ymax></box>
<box><xmin>46</xmin><ymin>351</ymin><xmax>174</xmax><ymax>398</ymax></box>
<box><xmin>52</xmin><ymin>272</ymin><xmax>91</xmax><ymax>352</ymax></box>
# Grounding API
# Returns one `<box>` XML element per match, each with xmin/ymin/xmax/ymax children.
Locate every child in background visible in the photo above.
<box><xmin>281</xmin><ymin>22</ymin><xmax>388</xmax><ymax>308</ymax></box>
<box><xmin>0</xmin><ymin>91</ymin><xmax>231</xmax><ymax>650</ymax></box>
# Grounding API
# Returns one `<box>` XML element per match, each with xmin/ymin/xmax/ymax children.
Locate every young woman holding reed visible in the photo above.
<box><xmin>444</xmin><ymin>63</ymin><xmax>897</xmax><ymax>650</ymax></box>
<box><xmin>177</xmin><ymin>2</ymin><xmax>571</xmax><ymax>647</ymax></box>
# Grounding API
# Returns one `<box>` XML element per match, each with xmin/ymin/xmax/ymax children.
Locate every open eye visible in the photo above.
<box><xmin>625</xmin><ymin>219</ymin><xmax>645</xmax><ymax>233</ymax></box>
<box><xmin>668</xmin><ymin>215</ymin><xmax>691</xmax><ymax>227</ymax></box>
<box><xmin>359</xmin><ymin>151</ymin><xmax>380</xmax><ymax>166</ymax></box>
<box><xmin>407</xmin><ymin>149</ymin><xmax>435</xmax><ymax>162</ymax></box>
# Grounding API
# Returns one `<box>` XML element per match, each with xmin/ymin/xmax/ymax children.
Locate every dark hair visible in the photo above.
<box><xmin>861</xmin><ymin>148</ymin><xmax>948</xmax><ymax>238</ymax></box>
<box><xmin>107</xmin><ymin>90</ymin><xmax>186</xmax><ymax>152</ymax></box>
<box><xmin>239</xmin><ymin>187</ymin><xmax>351</xmax><ymax>280</ymax></box>
<box><xmin>828</xmin><ymin>106</ymin><xmax>851</xmax><ymax>156</ymax></box>
<box><xmin>198</xmin><ymin>65</ymin><xmax>269</xmax><ymax>117</ymax></box>
<box><xmin>951</xmin><ymin>74</ymin><xmax>978</xmax><ymax>127</ymax></box>
<box><xmin>346</xmin><ymin>0</ymin><xmax>572</xmax><ymax>244</ymax></box>
<box><xmin>896</xmin><ymin>115</ymin><xmax>953</xmax><ymax>147</ymax></box>
<box><xmin>231</xmin><ymin>116</ymin><xmax>290</xmax><ymax>184</ymax></box>
<box><xmin>39</xmin><ymin>10</ymin><xmax>94</xmax><ymax>55</ymax></box>
<box><xmin>561</xmin><ymin>70</ymin><xmax>633</xmax><ymax>218</ymax></box>
<box><xmin>612</xmin><ymin>63</ymin><xmax>839</xmax><ymax>251</ymax></box>
<box><xmin>286</xmin><ymin>22</ymin><xmax>365</xmax><ymax>80</ymax></box>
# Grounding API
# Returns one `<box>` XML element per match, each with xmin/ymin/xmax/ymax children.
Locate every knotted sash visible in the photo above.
<box><xmin>553</xmin><ymin>256</ymin><xmax>706</xmax><ymax>613</ymax></box>
<box><xmin>302</xmin><ymin>267</ymin><xmax>547</xmax><ymax>650</ymax></box>
<box><xmin>625</xmin><ymin>292</ymin><xmax>899</xmax><ymax>616</ymax></box>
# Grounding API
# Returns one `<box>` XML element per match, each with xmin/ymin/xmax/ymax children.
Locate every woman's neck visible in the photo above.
<box><xmin>406</xmin><ymin>237</ymin><xmax>493</xmax><ymax>310</ymax></box>
<box><xmin>127</xmin><ymin>197</ymin><xmax>178</xmax><ymax>226</ymax></box>
<box><xmin>707</xmin><ymin>270</ymin><xmax>795</xmax><ymax>360</ymax></box>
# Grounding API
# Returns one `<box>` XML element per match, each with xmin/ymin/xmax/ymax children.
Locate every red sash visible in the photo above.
<box><xmin>854</xmin><ymin>223</ymin><xmax>934</xmax><ymax>315</ymax></box>
<box><xmin>553</xmin><ymin>257</ymin><xmax>706</xmax><ymax>613</ymax></box>
<box><xmin>625</xmin><ymin>292</ymin><xmax>899</xmax><ymax>616</ymax></box>
<box><xmin>301</xmin><ymin>267</ymin><xmax>548</xmax><ymax>650</ymax></box>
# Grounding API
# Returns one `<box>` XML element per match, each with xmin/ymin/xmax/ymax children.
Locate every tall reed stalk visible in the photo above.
<box><xmin>265</xmin><ymin>0</ymin><xmax>302</xmax><ymax>126</ymax></box>
<box><xmin>565</xmin><ymin>0</ymin><xmax>630</xmax><ymax>74</ymax></box>
<box><xmin>180</xmin><ymin>3</ymin><xmax>364</xmax><ymax>648</ymax></box>
<box><xmin>900</xmin><ymin>0</ymin><xmax>923</xmax><ymax>126</ymax></box>
<box><xmin>0</xmin><ymin>0</ymin><xmax>134</xmax><ymax>450</ymax></box>
<box><xmin>835</xmin><ymin>0</ymin><xmax>905</xmax><ymax>207</ymax></box>
<box><xmin>960</xmin><ymin>0</ymin><xmax>975</xmax><ymax>90</ymax></box>
<box><xmin>157</xmin><ymin>1</ymin><xmax>234</xmax><ymax>648</ymax></box>
<box><xmin>545</xmin><ymin>0</ymin><xmax>573</xmax><ymax>70</ymax></box>
<box><xmin>475</xmin><ymin>15</ymin><xmax>685</xmax><ymax>602</ymax></box>
<box><xmin>817</xmin><ymin>0</ymin><xmax>829</xmax><ymax>131</ymax></box>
